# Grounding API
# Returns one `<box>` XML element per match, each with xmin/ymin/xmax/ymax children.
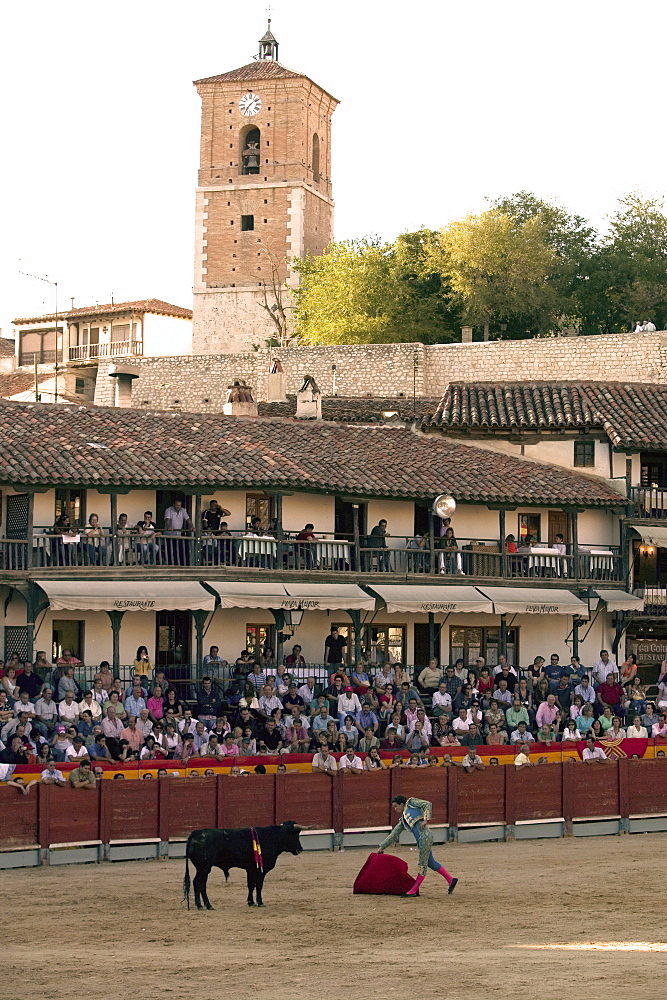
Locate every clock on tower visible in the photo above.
<box><xmin>192</xmin><ymin>22</ymin><xmax>339</xmax><ymax>354</ymax></box>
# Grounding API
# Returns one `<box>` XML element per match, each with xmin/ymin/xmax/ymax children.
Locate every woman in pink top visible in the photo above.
<box><xmin>147</xmin><ymin>684</ymin><xmax>165</xmax><ymax>722</ymax></box>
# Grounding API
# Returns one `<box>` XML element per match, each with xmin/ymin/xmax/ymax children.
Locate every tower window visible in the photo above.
<box><xmin>241</xmin><ymin>215</ymin><xmax>255</xmax><ymax>231</ymax></box>
<box><xmin>240</xmin><ymin>126</ymin><xmax>260</xmax><ymax>175</ymax></box>
<box><xmin>312</xmin><ymin>133</ymin><xmax>320</xmax><ymax>182</ymax></box>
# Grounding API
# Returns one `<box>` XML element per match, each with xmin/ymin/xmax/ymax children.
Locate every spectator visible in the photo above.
<box><xmin>495</xmin><ymin>663</ymin><xmax>517</xmax><ymax>694</ymax></box>
<box><xmin>57</xmin><ymin>664</ymin><xmax>81</xmax><ymax>702</ymax></box>
<box><xmin>561</xmin><ymin>720</ymin><xmax>580</xmax><ymax>742</ymax></box>
<box><xmin>380</xmin><ymin>727</ymin><xmax>405</xmax><ymax>751</ymax></box>
<box><xmin>405</xmin><ymin>720</ymin><xmax>430</xmax><ymax>753</ymax></box>
<box><xmin>101</xmin><ymin>707</ymin><xmax>124</xmax><ymax>758</ymax></box>
<box><xmin>377</xmin><ymin>683</ymin><xmax>398</xmax><ymax>722</ymax></box>
<box><xmin>486</xmin><ymin>723</ymin><xmax>507</xmax><ymax>745</ymax></box>
<box><xmin>607</xmin><ymin>716</ymin><xmax>626</xmax><ymax>740</ymax></box>
<box><xmin>40</xmin><ymin>759</ymin><xmax>66</xmax><ymax>786</ymax></box>
<box><xmin>355</xmin><ymin>703</ymin><xmax>379</xmax><ymax>735</ymax></box>
<box><xmin>339</xmin><ymin>746</ymin><xmax>363</xmax><ymax>773</ymax></box>
<box><xmin>297</xmin><ymin>676</ymin><xmax>319</xmax><ymax>706</ymax></box>
<box><xmin>505</xmin><ymin>698</ymin><xmax>530</xmax><ymax>732</ymax></box>
<box><xmin>285</xmin><ymin>644</ymin><xmax>306</xmax><ymax>668</ymax></box>
<box><xmin>57</xmin><ymin>689</ymin><xmax>80</xmax><ymax>727</ymax></box>
<box><xmin>125</xmin><ymin>684</ymin><xmax>147</xmax><ymax>719</ymax></box>
<box><xmin>627</xmin><ymin>716</ymin><xmax>649</xmax><ymax>738</ymax></box>
<box><xmin>514</xmin><ymin>743</ymin><xmax>534</xmax><ymax>767</ymax></box>
<box><xmin>374</xmin><ymin>663</ymin><xmax>395</xmax><ymax>693</ymax></box>
<box><xmin>203</xmin><ymin>645</ymin><xmax>223</xmax><ymax>669</ymax></box>
<box><xmin>87</xmin><ymin>733</ymin><xmax>113</xmax><ymax>763</ymax></box>
<box><xmin>574</xmin><ymin>675</ymin><xmax>596</xmax><ymax>705</ymax></box>
<box><xmin>0</xmin><ymin>735</ymin><xmax>29</xmax><ymax>764</ymax></box>
<box><xmin>261</xmin><ymin>719</ymin><xmax>284</xmax><ymax>753</ymax></box>
<box><xmin>282</xmin><ymin>683</ymin><xmax>305</xmax><ymax>716</ymax></box>
<box><xmin>461</xmin><ymin>747</ymin><xmax>485</xmax><ymax>772</ymax></box>
<box><xmin>364</xmin><ymin>747</ymin><xmax>387</xmax><ymax>770</ymax></box>
<box><xmin>417</xmin><ymin>659</ymin><xmax>442</xmax><ymax>693</ymax></box>
<box><xmin>592</xmin><ymin>650</ymin><xmax>617</xmax><ymax>686</ymax></box>
<box><xmin>582</xmin><ymin>736</ymin><xmax>608</xmax><ymax>762</ymax></box>
<box><xmin>259</xmin><ymin>684</ymin><xmax>282</xmax><ymax>719</ymax></box>
<box><xmin>536</xmin><ymin>694</ymin><xmax>562</xmax><ymax>730</ymax></box>
<box><xmin>16</xmin><ymin>661</ymin><xmax>44</xmax><ymax>700</ymax></box>
<box><xmin>33</xmin><ymin>688</ymin><xmax>58</xmax><ymax>739</ymax></box>
<box><xmin>312</xmin><ymin>745</ymin><xmax>337</xmax><ymax>773</ymax></box>
<box><xmin>200</xmin><ymin>734</ymin><xmax>222</xmax><ymax>757</ymax></box>
<box><xmin>367</xmin><ymin>518</ymin><xmax>390</xmax><ymax>572</ymax></box>
<box><xmin>324</xmin><ymin>626</ymin><xmax>347</xmax><ymax>671</ymax></box>
<box><xmin>285</xmin><ymin>717</ymin><xmax>309</xmax><ymax>753</ymax></box>
<box><xmin>484</xmin><ymin>700</ymin><xmax>506</xmax><ymax>734</ymax></box>
<box><xmin>510</xmin><ymin>721</ymin><xmax>535</xmax><ymax>744</ymax></box>
<box><xmin>337</xmin><ymin>687</ymin><xmax>361</xmax><ymax>725</ymax></box>
<box><xmin>543</xmin><ymin>654</ymin><xmax>564</xmax><ymax>686</ymax></box>
<box><xmin>430</xmin><ymin>682</ymin><xmax>452</xmax><ymax>720</ymax></box>
<box><xmin>652</xmin><ymin>713</ymin><xmax>667</xmax><ymax>738</ymax></box>
<box><xmin>65</xmin><ymin>735</ymin><xmax>90</xmax><ymax>761</ymax></box>
<box><xmin>70</xmin><ymin>759</ymin><xmax>97</xmax><ymax>789</ymax></box>
<box><xmin>196</xmin><ymin>677</ymin><xmax>221</xmax><ymax>730</ymax></box>
<box><xmin>359</xmin><ymin>727</ymin><xmax>380</xmax><ymax>754</ymax></box>
<box><xmin>133</xmin><ymin>645</ymin><xmax>153</xmax><ymax>678</ymax></box>
<box><xmin>410</xmin><ymin>708</ymin><xmax>432</xmax><ymax>740</ymax></box>
<box><xmin>537</xmin><ymin>724</ymin><xmax>557</xmax><ymax>744</ymax></box>
<box><xmin>459</xmin><ymin>722</ymin><xmax>483</xmax><ymax>748</ymax></box>
<box><xmin>575</xmin><ymin>703</ymin><xmax>594</xmax><ymax>735</ymax></box>
<box><xmin>596</xmin><ymin>674</ymin><xmax>624</xmax><ymax>717</ymax></box>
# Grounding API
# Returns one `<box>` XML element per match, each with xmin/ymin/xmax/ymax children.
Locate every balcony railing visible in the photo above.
<box><xmin>630</xmin><ymin>486</ymin><xmax>667</xmax><ymax>520</ymax></box>
<box><xmin>0</xmin><ymin>530</ymin><xmax>623</xmax><ymax>582</ymax></box>
<box><xmin>632</xmin><ymin>586</ymin><xmax>667</xmax><ymax>616</ymax></box>
<box><xmin>68</xmin><ymin>340</ymin><xmax>143</xmax><ymax>362</ymax></box>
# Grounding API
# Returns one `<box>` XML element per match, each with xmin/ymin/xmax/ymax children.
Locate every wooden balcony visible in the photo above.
<box><xmin>0</xmin><ymin>532</ymin><xmax>624</xmax><ymax>586</ymax></box>
<box><xmin>630</xmin><ymin>486</ymin><xmax>667</xmax><ymax>520</ymax></box>
<box><xmin>67</xmin><ymin>340</ymin><xmax>143</xmax><ymax>362</ymax></box>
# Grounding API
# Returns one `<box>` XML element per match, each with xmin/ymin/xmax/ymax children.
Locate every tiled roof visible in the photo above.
<box><xmin>258</xmin><ymin>396</ymin><xmax>439</xmax><ymax>422</ymax></box>
<box><xmin>0</xmin><ymin>339</ymin><xmax>15</xmax><ymax>357</ymax></box>
<box><xmin>0</xmin><ymin>370</ymin><xmax>55</xmax><ymax>398</ymax></box>
<box><xmin>194</xmin><ymin>61</ymin><xmax>304</xmax><ymax>84</ymax></box>
<box><xmin>0</xmin><ymin>400</ymin><xmax>625</xmax><ymax>507</ymax></box>
<box><xmin>13</xmin><ymin>299</ymin><xmax>192</xmax><ymax>325</ymax></box>
<box><xmin>428</xmin><ymin>381</ymin><xmax>667</xmax><ymax>451</ymax></box>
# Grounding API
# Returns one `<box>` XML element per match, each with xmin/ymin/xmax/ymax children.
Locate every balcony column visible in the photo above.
<box><xmin>498</xmin><ymin>508</ymin><xmax>506</xmax><ymax>577</ymax></box>
<box><xmin>193</xmin><ymin>493</ymin><xmax>202</xmax><ymax>567</ymax></box>
<box><xmin>352</xmin><ymin>504</ymin><xmax>361</xmax><ymax>573</ymax></box>
<box><xmin>191</xmin><ymin>609</ymin><xmax>208</xmax><ymax>678</ymax></box>
<box><xmin>25</xmin><ymin>490</ymin><xmax>35</xmax><ymax>570</ymax></box>
<box><xmin>428</xmin><ymin>508</ymin><xmax>436</xmax><ymax>577</ymax></box>
<box><xmin>24</xmin><ymin>581</ymin><xmax>48</xmax><ymax>665</ymax></box>
<box><xmin>572</xmin><ymin>618</ymin><xmax>580</xmax><ymax>658</ymax></box>
<box><xmin>428</xmin><ymin>612</ymin><xmax>436</xmax><ymax>661</ymax></box>
<box><xmin>271</xmin><ymin>609</ymin><xmax>286</xmax><ymax>665</ymax></box>
<box><xmin>569</xmin><ymin>511</ymin><xmax>579</xmax><ymax>580</ymax></box>
<box><xmin>110</xmin><ymin>493</ymin><xmax>118</xmax><ymax>566</ymax></box>
<box><xmin>347</xmin><ymin>609</ymin><xmax>362</xmax><ymax>665</ymax></box>
<box><xmin>105</xmin><ymin>610</ymin><xmax>125</xmax><ymax>674</ymax></box>
<box><xmin>499</xmin><ymin>614</ymin><xmax>507</xmax><ymax>659</ymax></box>
<box><xmin>274</xmin><ymin>494</ymin><xmax>283</xmax><ymax>570</ymax></box>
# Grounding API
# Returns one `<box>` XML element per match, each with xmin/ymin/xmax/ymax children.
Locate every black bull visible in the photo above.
<box><xmin>183</xmin><ymin>821</ymin><xmax>304</xmax><ymax>909</ymax></box>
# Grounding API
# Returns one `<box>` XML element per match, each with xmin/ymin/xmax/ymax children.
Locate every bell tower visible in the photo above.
<box><xmin>192</xmin><ymin>23</ymin><xmax>339</xmax><ymax>354</ymax></box>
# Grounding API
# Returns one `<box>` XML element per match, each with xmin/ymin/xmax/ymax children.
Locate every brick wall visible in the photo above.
<box><xmin>93</xmin><ymin>331</ymin><xmax>667</xmax><ymax>411</ymax></box>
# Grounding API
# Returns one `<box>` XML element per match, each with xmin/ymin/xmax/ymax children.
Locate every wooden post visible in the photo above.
<box><xmin>272</xmin><ymin>609</ymin><xmax>286</xmax><ymax>666</ymax></box>
<box><xmin>193</xmin><ymin>493</ymin><xmax>202</xmax><ymax>567</ymax></box>
<box><xmin>570</xmin><ymin>511</ymin><xmax>579</xmax><ymax>580</ymax></box>
<box><xmin>447</xmin><ymin>764</ymin><xmax>459</xmax><ymax>841</ymax></box>
<box><xmin>504</xmin><ymin>758</ymin><xmax>516</xmax><ymax>840</ymax></box>
<box><xmin>37</xmin><ymin>781</ymin><xmax>51</xmax><ymax>864</ymax></box>
<box><xmin>347</xmin><ymin>609</ymin><xmax>362</xmax><ymax>666</ymax></box>
<box><xmin>25</xmin><ymin>491</ymin><xmax>34</xmax><ymax>570</ymax></box>
<box><xmin>110</xmin><ymin>492</ymin><xmax>118</xmax><ymax>565</ymax></box>
<box><xmin>428</xmin><ymin>506</ymin><xmax>436</xmax><ymax>576</ymax></box>
<box><xmin>428</xmin><ymin>612</ymin><xmax>435</xmax><ymax>661</ymax></box>
<box><xmin>352</xmin><ymin>504</ymin><xmax>361</xmax><ymax>573</ymax></box>
<box><xmin>499</xmin><ymin>613</ymin><xmax>507</xmax><ymax>659</ymax></box>
<box><xmin>105</xmin><ymin>610</ymin><xmax>125</xmax><ymax>674</ymax></box>
<box><xmin>499</xmin><ymin>508</ymin><xmax>506</xmax><ymax>577</ymax></box>
<box><xmin>274</xmin><ymin>771</ymin><xmax>285</xmax><ymax>825</ymax></box>
<box><xmin>274</xmin><ymin>494</ymin><xmax>283</xmax><ymax>570</ymax></box>
<box><xmin>158</xmin><ymin>772</ymin><xmax>171</xmax><ymax>855</ymax></box>
<box><xmin>572</xmin><ymin>618</ymin><xmax>580</xmax><ymax>658</ymax></box>
<box><xmin>191</xmin><ymin>609</ymin><xmax>208</xmax><ymax>680</ymax></box>
<box><xmin>99</xmin><ymin>777</ymin><xmax>112</xmax><ymax>860</ymax></box>
<box><xmin>618</xmin><ymin>757</ymin><xmax>630</xmax><ymax>834</ymax></box>
<box><xmin>332</xmin><ymin>770</ymin><xmax>344</xmax><ymax>849</ymax></box>
<box><xmin>562</xmin><ymin>760</ymin><xmax>574</xmax><ymax>836</ymax></box>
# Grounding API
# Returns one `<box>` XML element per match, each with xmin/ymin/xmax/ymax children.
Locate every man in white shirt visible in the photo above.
<box><xmin>582</xmin><ymin>736</ymin><xmax>608</xmax><ymax>762</ymax></box>
<box><xmin>40</xmin><ymin>759</ymin><xmax>66</xmax><ymax>785</ymax></box>
<box><xmin>408</xmin><ymin>708</ymin><xmax>432</xmax><ymax>738</ymax></box>
<box><xmin>65</xmin><ymin>736</ymin><xmax>90</xmax><ymax>761</ymax></box>
<box><xmin>592</xmin><ymin>650</ymin><xmax>617</xmax><ymax>685</ymax></box>
<box><xmin>493</xmin><ymin>655</ymin><xmax>517</xmax><ymax>678</ymax></box>
<box><xmin>259</xmin><ymin>685</ymin><xmax>282</xmax><ymax>719</ymax></box>
<box><xmin>452</xmin><ymin>708</ymin><xmax>470</xmax><ymax>734</ymax></box>
<box><xmin>297</xmin><ymin>678</ymin><xmax>318</xmax><ymax>706</ymax></box>
<box><xmin>58</xmin><ymin>691</ymin><xmax>80</xmax><ymax>726</ymax></box>
<box><xmin>432</xmin><ymin>682</ymin><xmax>453</xmax><ymax>718</ymax></box>
<box><xmin>337</xmin><ymin>688</ymin><xmax>361</xmax><ymax>723</ymax></box>
<box><xmin>514</xmin><ymin>743</ymin><xmax>534</xmax><ymax>767</ymax></box>
<box><xmin>338</xmin><ymin>747</ymin><xmax>363</xmax><ymax>773</ymax></box>
<box><xmin>574</xmin><ymin>676</ymin><xmax>596</xmax><ymax>704</ymax></box>
<box><xmin>311</xmin><ymin>746</ymin><xmax>337</xmax><ymax>774</ymax></box>
<box><xmin>461</xmin><ymin>749</ymin><xmax>484</xmax><ymax>772</ymax></box>
<box><xmin>626</xmin><ymin>716</ymin><xmax>648</xmax><ymax>738</ymax></box>
<box><xmin>510</xmin><ymin>723</ymin><xmax>535</xmax><ymax>744</ymax></box>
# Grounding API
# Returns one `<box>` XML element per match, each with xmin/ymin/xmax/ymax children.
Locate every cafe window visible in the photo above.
<box><xmin>450</xmin><ymin>626</ymin><xmax>518</xmax><ymax>668</ymax></box>
<box><xmin>574</xmin><ymin>440</ymin><xmax>595</xmax><ymax>468</ymax></box>
<box><xmin>519</xmin><ymin>514</ymin><xmax>540</xmax><ymax>544</ymax></box>
<box><xmin>246</xmin><ymin>624</ymin><xmax>275</xmax><ymax>660</ymax></box>
<box><xmin>330</xmin><ymin>622</ymin><xmax>406</xmax><ymax>667</ymax></box>
<box><xmin>55</xmin><ymin>489</ymin><xmax>86</xmax><ymax>526</ymax></box>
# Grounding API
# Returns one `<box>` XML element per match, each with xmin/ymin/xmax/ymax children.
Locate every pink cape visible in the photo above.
<box><xmin>353</xmin><ymin>852</ymin><xmax>416</xmax><ymax>895</ymax></box>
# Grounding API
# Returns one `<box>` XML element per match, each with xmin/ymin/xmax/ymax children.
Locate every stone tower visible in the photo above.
<box><xmin>192</xmin><ymin>23</ymin><xmax>339</xmax><ymax>354</ymax></box>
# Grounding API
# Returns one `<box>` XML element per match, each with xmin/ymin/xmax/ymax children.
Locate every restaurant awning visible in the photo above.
<box><xmin>595</xmin><ymin>589</ymin><xmax>645</xmax><ymax>612</ymax></box>
<box><xmin>35</xmin><ymin>580</ymin><xmax>215</xmax><ymax>612</ymax></box>
<box><xmin>631</xmin><ymin>525</ymin><xmax>667</xmax><ymax>548</ymax></box>
<box><xmin>477</xmin><ymin>587</ymin><xmax>588</xmax><ymax>615</ymax></box>
<box><xmin>370</xmin><ymin>585</ymin><xmax>493</xmax><ymax>615</ymax></box>
<box><xmin>283</xmin><ymin>584</ymin><xmax>375</xmax><ymax>611</ymax></box>
<box><xmin>206</xmin><ymin>582</ymin><xmax>374</xmax><ymax>611</ymax></box>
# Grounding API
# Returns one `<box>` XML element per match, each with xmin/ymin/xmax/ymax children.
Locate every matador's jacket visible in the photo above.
<box><xmin>378</xmin><ymin>798</ymin><xmax>438</xmax><ymax>877</ymax></box>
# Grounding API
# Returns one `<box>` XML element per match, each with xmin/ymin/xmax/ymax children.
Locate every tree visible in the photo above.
<box><xmin>293</xmin><ymin>234</ymin><xmax>460</xmax><ymax>345</ymax></box>
<box><xmin>434</xmin><ymin>209</ymin><xmax>559</xmax><ymax>339</ymax></box>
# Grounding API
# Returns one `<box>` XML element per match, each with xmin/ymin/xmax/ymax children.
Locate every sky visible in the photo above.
<box><xmin>1</xmin><ymin>0</ymin><xmax>666</xmax><ymax>336</ymax></box>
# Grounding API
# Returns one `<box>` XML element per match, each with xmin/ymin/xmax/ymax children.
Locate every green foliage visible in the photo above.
<box><xmin>292</xmin><ymin>192</ymin><xmax>667</xmax><ymax>344</ymax></box>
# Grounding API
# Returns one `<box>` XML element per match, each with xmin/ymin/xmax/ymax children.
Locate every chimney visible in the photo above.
<box><xmin>295</xmin><ymin>375</ymin><xmax>322</xmax><ymax>420</ymax></box>
<box><xmin>223</xmin><ymin>379</ymin><xmax>258</xmax><ymax>416</ymax></box>
<box><xmin>108</xmin><ymin>362</ymin><xmax>139</xmax><ymax>408</ymax></box>
<box><xmin>461</xmin><ymin>326</ymin><xmax>473</xmax><ymax>343</ymax></box>
<box><xmin>267</xmin><ymin>358</ymin><xmax>287</xmax><ymax>402</ymax></box>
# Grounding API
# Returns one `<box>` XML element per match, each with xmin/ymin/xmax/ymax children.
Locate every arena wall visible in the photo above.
<box><xmin>92</xmin><ymin>330</ymin><xmax>667</xmax><ymax>411</ymax></box>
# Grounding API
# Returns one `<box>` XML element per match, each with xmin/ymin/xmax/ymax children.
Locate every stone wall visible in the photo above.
<box><xmin>92</xmin><ymin>331</ymin><xmax>667</xmax><ymax>412</ymax></box>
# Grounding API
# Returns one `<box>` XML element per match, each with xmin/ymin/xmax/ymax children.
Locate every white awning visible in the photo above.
<box><xmin>370</xmin><ymin>585</ymin><xmax>494</xmax><ymax>615</ymax></box>
<box><xmin>35</xmin><ymin>580</ymin><xmax>215</xmax><ymax>612</ymax></box>
<box><xmin>632</xmin><ymin>526</ymin><xmax>667</xmax><ymax>548</ymax></box>
<box><xmin>206</xmin><ymin>582</ymin><xmax>374</xmax><ymax>611</ymax></box>
<box><xmin>596</xmin><ymin>589</ymin><xmax>645</xmax><ymax>612</ymax></box>
<box><xmin>283</xmin><ymin>584</ymin><xmax>375</xmax><ymax>612</ymax></box>
<box><xmin>206</xmin><ymin>582</ymin><xmax>289</xmax><ymax>609</ymax></box>
<box><xmin>477</xmin><ymin>587</ymin><xmax>588</xmax><ymax>615</ymax></box>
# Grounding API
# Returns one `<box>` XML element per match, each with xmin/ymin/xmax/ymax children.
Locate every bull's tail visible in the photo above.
<box><xmin>183</xmin><ymin>833</ymin><xmax>193</xmax><ymax>910</ymax></box>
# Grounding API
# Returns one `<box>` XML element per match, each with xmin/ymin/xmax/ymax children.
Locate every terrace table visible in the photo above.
<box><xmin>525</xmin><ymin>547</ymin><xmax>562</xmax><ymax>578</ymax></box>
<box><xmin>314</xmin><ymin>539</ymin><xmax>351</xmax><ymax>570</ymax></box>
<box><xmin>582</xmin><ymin>549</ymin><xmax>615</xmax><ymax>580</ymax></box>
<box><xmin>237</xmin><ymin>536</ymin><xmax>277</xmax><ymax>568</ymax></box>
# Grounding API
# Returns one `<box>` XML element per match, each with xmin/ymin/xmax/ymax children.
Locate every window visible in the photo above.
<box><xmin>574</xmin><ymin>440</ymin><xmax>595</xmax><ymax>467</ymax></box>
<box><xmin>246</xmin><ymin>624</ymin><xmax>275</xmax><ymax>661</ymax></box>
<box><xmin>245</xmin><ymin>493</ymin><xmax>275</xmax><ymax>532</ymax></box>
<box><xmin>450</xmin><ymin>626</ymin><xmax>518</xmax><ymax>668</ymax></box>
<box><xmin>19</xmin><ymin>328</ymin><xmax>57</xmax><ymax>366</ymax></box>
<box><xmin>519</xmin><ymin>514</ymin><xmax>540</xmax><ymax>544</ymax></box>
<box><xmin>640</xmin><ymin>453</ymin><xmax>667</xmax><ymax>489</ymax></box>
<box><xmin>52</xmin><ymin>620</ymin><xmax>84</xmax><ymax>664</ymax></box>
<box><xmin>75</xmin><ymin>378</ymin><xmax>86</xmax><ymax>394</ymax></box>
<box><xmin>240</xmin><ymin>126</ymin><xmax>260</xmax><ymax>175</ymax></box>
<box><xmin>55</xmin><ymin>489</ymin><xmax>86</xmax><ymax>526</ymax></box>
<box><xmin>241</xmin><ymin>215</ymin><xmax>255</xmax><ymax>231</ymax></box>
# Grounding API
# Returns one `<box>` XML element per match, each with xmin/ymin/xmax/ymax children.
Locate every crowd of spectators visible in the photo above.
<box><xmin>1</xmin><ymin>643</ymin><xmax>664</xmax><ymax>789</ymax></box>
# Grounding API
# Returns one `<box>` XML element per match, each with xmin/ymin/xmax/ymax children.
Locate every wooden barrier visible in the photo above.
<box><xmin>5</xmin><ymin>757</ymin><xmax>667</xmax><ymax>865</ymax></box>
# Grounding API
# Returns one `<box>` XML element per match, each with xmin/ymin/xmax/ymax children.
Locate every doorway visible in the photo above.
<box><xmin>335</xmin><ymin>500</ymin><xmax>366</xmax><ymax>539</ymax></box>
<box><xmin>156</xmin><ymin>611</ymin><xmax>191</xmax><ymax>674</ymax></box>
<box><xmin>52</xmin><ymin>620</ymin><xmax>84</xmax><ymax>663</ymax></box>
<box><xmin>414</xmin><ymin>623</ymin><xmax>440</xmax><ymax>667</ymax></box>
<box><xmin>156</xmin><ymin>490</ymin><xmax>192</xmax><ymax>528</ymax></box>
<box><xmin>548</xmin><ymin>511</ymin><xmax>568</xmax><ymax>546</ymax></box>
